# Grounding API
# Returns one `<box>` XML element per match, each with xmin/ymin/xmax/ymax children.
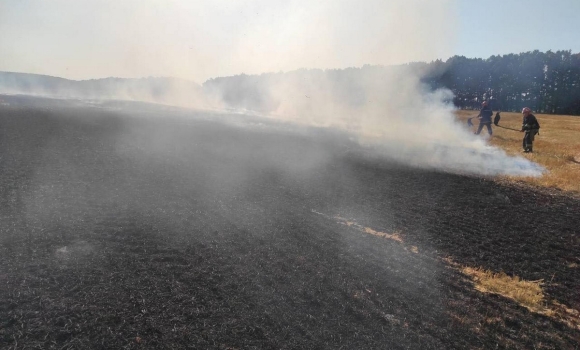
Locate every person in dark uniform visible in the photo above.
<box><xmin>475</xmin><ymin>101</ymin><xmax>493</xmax><ymax>136</ymax></box>
<box><xmin>521</xmin><ymin>107</ymin><xmax>540</xmax><ymax>153</ymax></box>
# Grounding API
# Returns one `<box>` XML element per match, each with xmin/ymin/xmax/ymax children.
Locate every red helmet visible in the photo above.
<box><xmin>482</xmin><ymin>101</ymin><xmax>488</xmax><ymax>106</ymax></box>
<box><xmin>522</xmin><ymin>107</ymin><xmax>531</xmax><ymax>113</ymax></box>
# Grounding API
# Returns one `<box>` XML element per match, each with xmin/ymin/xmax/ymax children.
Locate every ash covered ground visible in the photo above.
<box><xmin>1</xmin><ymin>95</ymin><xmax>579</xmax><ymax>349</ymax></box>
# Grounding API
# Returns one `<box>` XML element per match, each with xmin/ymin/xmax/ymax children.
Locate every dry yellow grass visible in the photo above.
<box><xmin>461</xmin><ymin>266</ymin><xmax>545</xmax><ymax>312</ymax></box>
<box><xmin>456</xmin><ymin>110</ymin><xmax>580</xmax><ymax>194</ymax></box>
<box><xmin>363</xmin><ymin>226</ymin><xmax>404</xmax><ymax>242</ymax></box>
<box><xmin>458</xmin><ymin>264</ymin><xmax>580</xmax><ymax>330</ymax></box>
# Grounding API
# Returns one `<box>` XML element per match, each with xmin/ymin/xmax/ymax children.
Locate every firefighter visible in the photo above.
<box><xmin>475</xmin><ymin>101</ymin><xmax>493</xmax><ymax>136</ymax></box>
<box><xmin>521</xmin><ymin>107</ymin><xmax>540</xmax><ymax>153</ymax></box>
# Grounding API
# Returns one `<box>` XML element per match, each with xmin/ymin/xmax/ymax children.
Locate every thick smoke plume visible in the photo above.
<box><xmin>0</xmin><ymin>0</ymin><xmax>544</xmax><ymax>177</ymax></box>
<box><xmin>205</xmin><ymin>66</ymin><xmax>544</xmax><ymax>177</ymax></box>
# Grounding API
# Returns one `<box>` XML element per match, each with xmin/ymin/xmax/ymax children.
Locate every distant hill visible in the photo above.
<box><xmin>0</xmin><ymin>72</ymin><xmax>211</xmax><ymax>108</ymax></box>
<box><xmin>4</xmin><ymin>49</ymin><xmax>580</xmax><ymax>115</ymax></box>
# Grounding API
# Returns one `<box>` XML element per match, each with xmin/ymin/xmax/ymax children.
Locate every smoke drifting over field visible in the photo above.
<box><xmin>205</xmin><ymin>66</ymin><xmax>544</xmax><ymax>177</ymax></box>
<box><xmin>0</xmin><ymin>0</ymin><xmax>544</xmax><ymax>177</ymax></box>
<box><xmin>0</xmin><ymin>0</ymin><xmax>457</xmax><ymax>82</ymax></box>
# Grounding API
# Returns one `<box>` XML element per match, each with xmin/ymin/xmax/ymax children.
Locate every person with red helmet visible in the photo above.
<box><xmin>521</xmin><ymin>107</ymin><xmax>541</xmax><ymax>153</ymax></box>
<box><xmin>474</xmin><ymin>101</ymin><xmax>494</xmax><ymax>136</ymax></box>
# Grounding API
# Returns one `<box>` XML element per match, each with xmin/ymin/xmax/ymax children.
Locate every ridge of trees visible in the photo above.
<box><xmin>204</xmin><ymin>50</ymin><xmax>580</xmax><ymax>115</ymax></box>
<box><xmin>2</xmin><ymin>50</ymin><xmax>578</xmax><ymax>115</ymax></box>
<box><xmin>418</xmin><ymin>50</ymin><xmax>580</xmax><ymax>114</ymax></box>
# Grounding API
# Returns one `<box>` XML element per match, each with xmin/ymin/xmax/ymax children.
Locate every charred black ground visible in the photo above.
<box><xmin>1</xmin><ymin>96</ymin><xmax>579</xmax><ymax>349</ymax></box>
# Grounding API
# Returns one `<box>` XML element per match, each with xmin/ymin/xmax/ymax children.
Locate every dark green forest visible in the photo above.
<box><xmin>419</xmin><ymin>50</ymin><xmax>580</xmax><ymax>114</ymax></box>
<box><xmin>204</xmin><ymin>50</ymin><xmax>580</xmax><ymax>116</ymax></box>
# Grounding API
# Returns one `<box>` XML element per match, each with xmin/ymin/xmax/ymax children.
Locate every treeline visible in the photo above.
<box><xmin>204</xmin><ymin>50</ymin><xmax>580</xmax><ymax>116</ymax></box>
<box><xmin>419</xmin><ymin>50</ymin><xmax>580</xmax><ymax>114</ymax></box>
<box><xmin>3</xmin><ymin>50</ymin><xmax>579</xmax><ymax>115</ymax></box>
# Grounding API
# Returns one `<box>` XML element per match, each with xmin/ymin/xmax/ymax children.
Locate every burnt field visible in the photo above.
<box><xmin>1</xmin><ymin>95</ymin><xmax>579</xmax><ymax>349</ymax></box>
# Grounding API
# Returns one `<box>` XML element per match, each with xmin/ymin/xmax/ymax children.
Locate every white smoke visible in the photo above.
<box><xmin>234</xmin><ymin>65</ymin><xmax>544</xmax><ymax>177</ymax></box>
<box><xmin>0</xmin><ymin>0</ymin><xmax>545</xmax><ymax>177</ymax></box>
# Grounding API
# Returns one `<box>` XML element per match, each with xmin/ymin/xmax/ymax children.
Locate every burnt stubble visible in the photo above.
<box><xmin>1</xmin><ymin>96</ymin><xmax>579</xmax><ymax>349</ymax></box>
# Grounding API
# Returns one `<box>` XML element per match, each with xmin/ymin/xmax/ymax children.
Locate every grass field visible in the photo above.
<box><xmin>1</xmin><ymin>97</ymin><xmax>579</xmax><ymax>348</ymax></box>
<box><xmin>456</xmin><ymin>110</ymin><xmax>580</xmax><ymax>194</ymax></box>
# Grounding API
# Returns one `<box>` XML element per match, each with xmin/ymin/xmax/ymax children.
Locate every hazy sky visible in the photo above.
<box><xmin>1</xmin><ymin>0</ymin><xmax>578</xmax><ymax>82</ymax></box>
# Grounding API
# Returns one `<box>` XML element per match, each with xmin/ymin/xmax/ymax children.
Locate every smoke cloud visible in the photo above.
<box><xmin>0</xmin><ymin>0</ymin><xmax>544</xmax><ymax>177</ymax></box>
<box><xmin>205</xmin><ymin>66</ymin><xmax>544</xmax><ymax>177</ymax></box>
<box><xmin>0</xmin><ymin>0</ymin><xmax>457</xmax><ymax>82</ymax></box>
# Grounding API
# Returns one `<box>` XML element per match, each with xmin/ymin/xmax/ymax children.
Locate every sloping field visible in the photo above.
<box><xmin>1</xmin><ymin>96</ymin><xmax>579</xmax><ymax>349</ymax></box>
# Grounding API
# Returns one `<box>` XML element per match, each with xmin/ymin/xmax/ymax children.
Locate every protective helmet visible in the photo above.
<box><xmin>482</xmin><ymin>101</ymin><xmax>488</xmax><ymax>106</ymax></box>
<box><xmin>522</xmin><ymin>107</ymin><xmax>531</xmax><ymax>113</ymax></box>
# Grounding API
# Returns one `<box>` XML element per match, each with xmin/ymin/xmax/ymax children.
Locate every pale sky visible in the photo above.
<box><xmin>0</xmin><ymin>0</ymin><xmax>578</xmax><ymax>83</ymax></box>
